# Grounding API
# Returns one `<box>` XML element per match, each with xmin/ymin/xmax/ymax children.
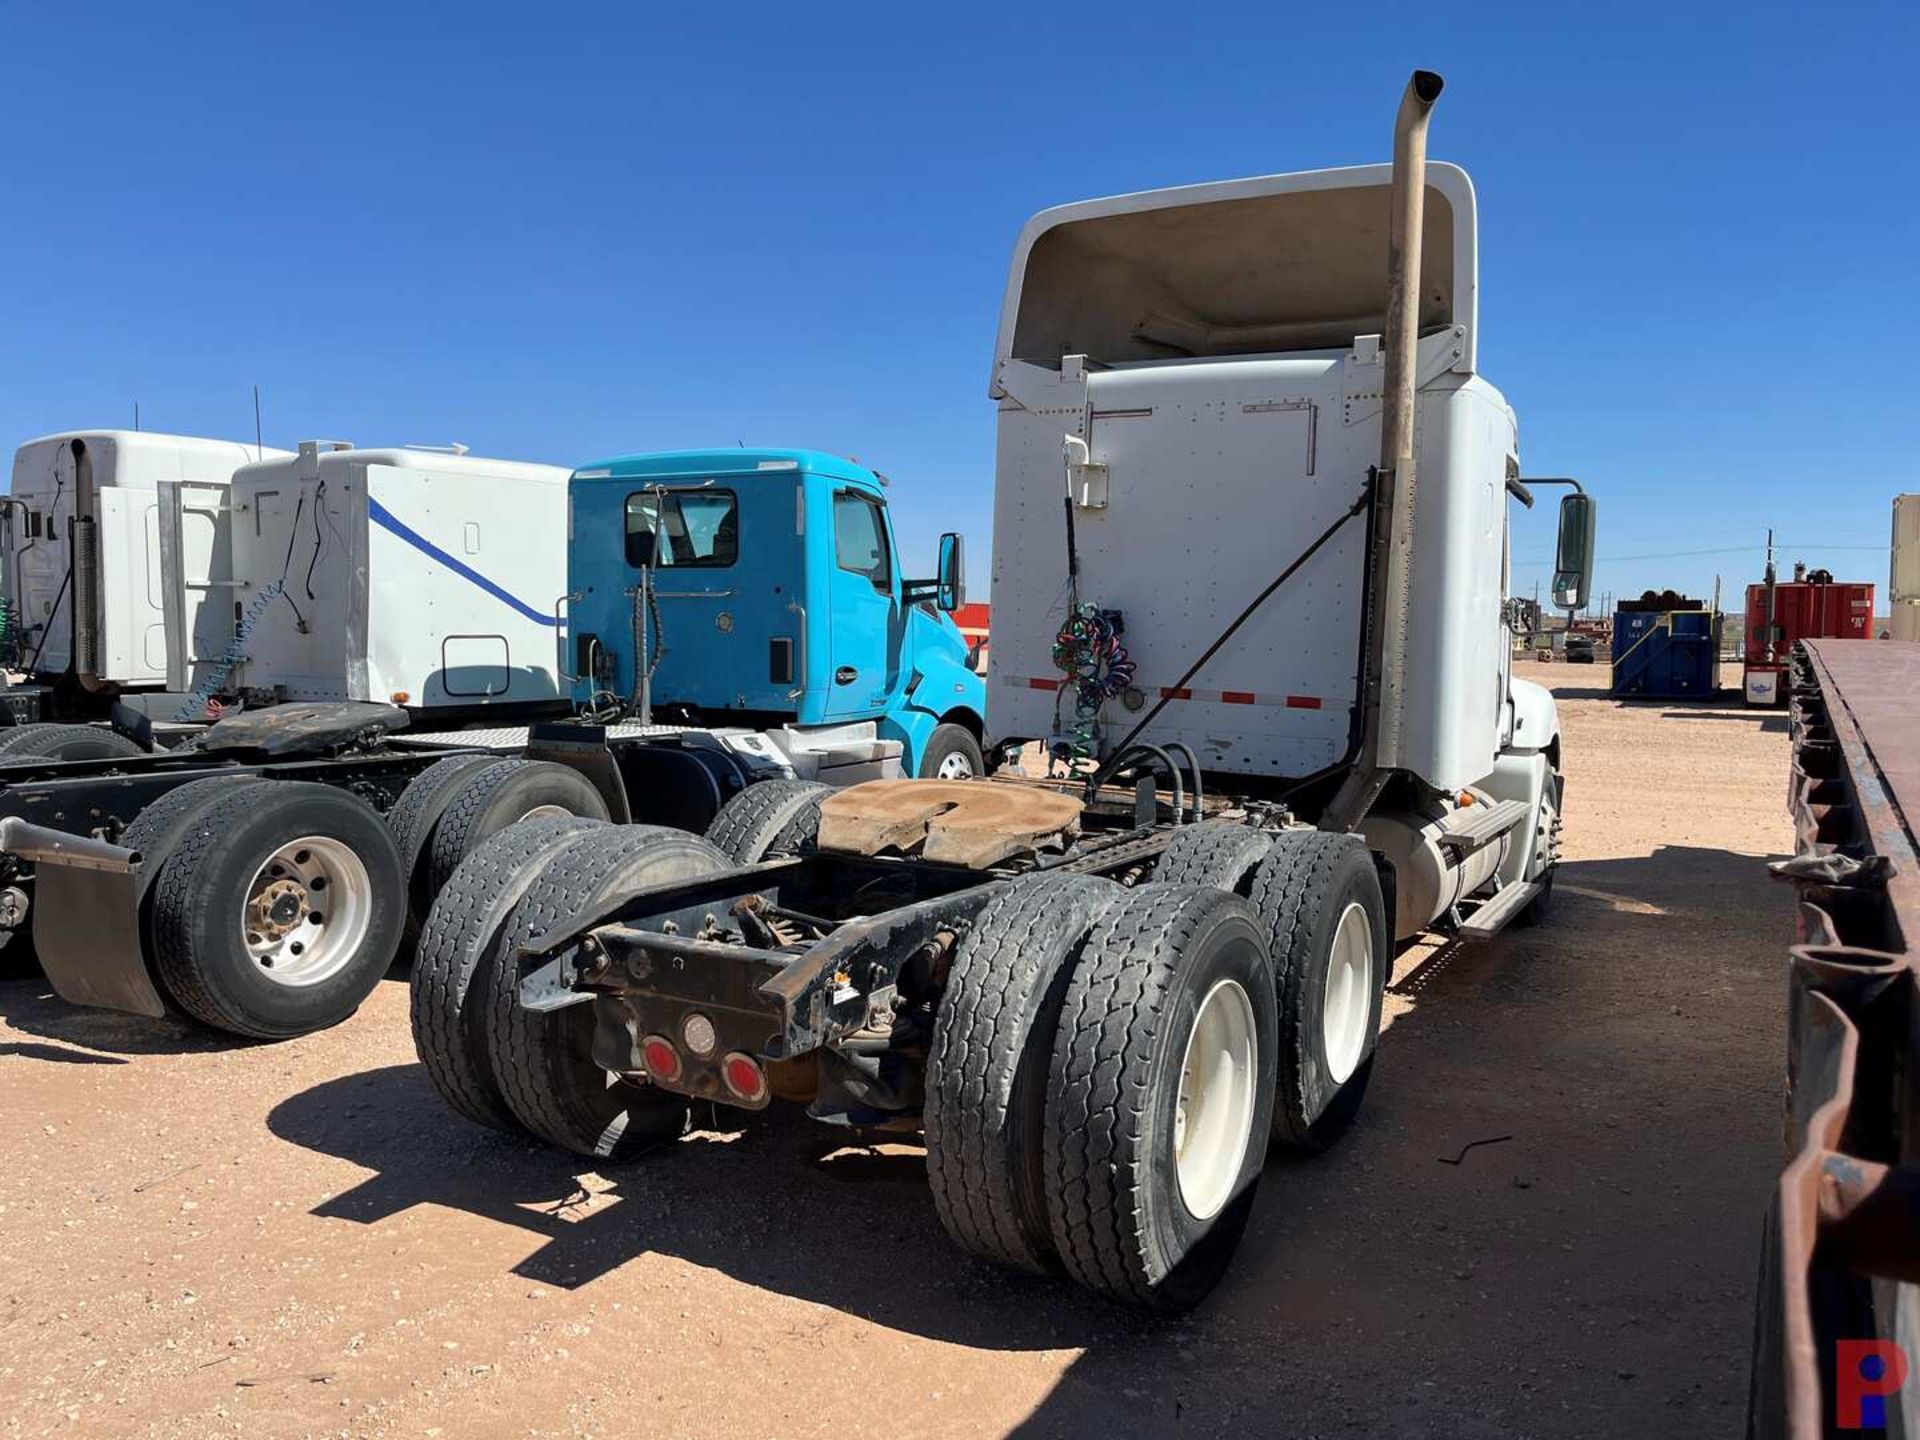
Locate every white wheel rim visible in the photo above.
<box><xmin>935</xmin><ymin>750</ymin><xmax>975</xmax><ymax>780</ymax></box>
<box><xmin>241</xmin><ymin>835</ymin><xmax>373</xmax><ymax>987</ymax></box>
<box><xmin>1322</xmin><ymin>901</ymin><xmax>1374</xmax><ymax>1085</ymax></box>
<box><xmin>1174</xmin><ymin>977</ymin><xmax>1259</xmax><ymax>1221</ymax></box>
<box><xmin>521</xmin><ymin>804</ymin><xmax>573</xmax><ymax>821</ymax></box>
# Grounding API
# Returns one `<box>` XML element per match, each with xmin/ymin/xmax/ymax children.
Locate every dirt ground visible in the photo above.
<box><xmin>0</xmin><ymin>661</ymin><xmax>1793</xmax><ymax>1439</ymax></box>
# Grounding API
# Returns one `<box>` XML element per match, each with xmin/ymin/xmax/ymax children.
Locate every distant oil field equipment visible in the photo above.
<box><xmin>1610</xmin><ymin>592</ymin><xmax>1718</xmax><ymax>700</ymax></box>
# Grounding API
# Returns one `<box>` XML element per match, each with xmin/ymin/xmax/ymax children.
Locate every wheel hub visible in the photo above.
<box><xmin>241</xmin><ymin>836</ymin><xmax>373</xmax><ymax>987</ymax></box>
<box><xmin>247</xmin><ymin>879</ymin><xmax>308</xmax><ymax>941</ymax></box>
<box><xmin>1173</xmin><ymin>977</ymin><xmax>1259</xmax><ymax>1221</ymax></box>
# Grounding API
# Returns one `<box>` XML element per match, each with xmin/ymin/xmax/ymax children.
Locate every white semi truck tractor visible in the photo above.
<box><xmin>411</xmin><ymin>70</ymin><xmax>1596</xmax><ymax>1310</ymax></box>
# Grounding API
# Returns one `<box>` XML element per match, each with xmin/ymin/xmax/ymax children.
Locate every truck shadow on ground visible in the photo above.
<box><xmin>0</xmin><ymin>958</ymin><xmax>418</xmax><ymax>1057</ymax></box>
<box><xmin>266</xmin><ymin>1063</ymin><xmax>1125</xmax><ymax>1352</ymax></box>
<box><xmin>263</xmin><ymin>841</ymin><xmax>1787</xmax><ymax>1432</ymax></box>
<box><xmin>0</xmin><ymin>976</ymin><xmax>234</xmax><ymax>1057</ymax></box>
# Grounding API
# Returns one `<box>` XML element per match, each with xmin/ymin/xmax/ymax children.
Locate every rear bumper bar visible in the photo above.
<box><xmin>516</xmin><ymin>856</ymin><xmax>1001</xmax><ymax>1097</ymax></box>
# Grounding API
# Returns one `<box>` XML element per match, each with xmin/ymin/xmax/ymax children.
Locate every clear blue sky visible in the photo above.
<box><xmin>4</xmin><ymin>4</ymin><xmax>1915</xmax><ymax>612</ymax></box>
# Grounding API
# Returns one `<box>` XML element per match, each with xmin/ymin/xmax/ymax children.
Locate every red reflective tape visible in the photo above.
<box><xmin>1285</xmin><ymin>695</ymin><xmax>1322</xmax><ymax>710</ymax></box>
<box><xmin>1028</xmin><ymin>677</ymin><xmax>1060</xmax><ymax>691</ymax></box>
<box><xmin>1221</xmin><ymin>690</ymin><xmax>1256</xmax><ymax>705</ymax></box>
<box><xmin>1160</xmin><ymin>687</ymin><xmax>1192</xmax><ymax>701</ymax></box>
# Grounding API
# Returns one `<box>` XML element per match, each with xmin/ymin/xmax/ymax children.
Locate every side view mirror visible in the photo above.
<box><xmin>1551</xmin><ymin>493</ymin><xmax>1596</xmax><ymax>611</ymax></box>
<box><xmin>936</xmin><ymin>532</ymin><xmax>965</xmax><ymax>612</ymax></box>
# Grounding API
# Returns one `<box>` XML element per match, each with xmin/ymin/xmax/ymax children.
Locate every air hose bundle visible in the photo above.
<box><xmin>1051</xmin><ymin>602</ymin><xmax>1133</xmax><ymax>763</ymax></box>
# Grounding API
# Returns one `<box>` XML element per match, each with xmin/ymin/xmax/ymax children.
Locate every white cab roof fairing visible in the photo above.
<box><xmin>9</xmin><ymin>431</ymin><xmax>290</xmax><ymax>492</ymax></box>
<box><xmin>232</xmin><ymin>447</ymin><xmax>571</xmax><ymax>488</ymax></box>
<box><xmin>990</xmin><ymin>162</ymin><xmax>1479</xmax><ymax>391</ymax></box>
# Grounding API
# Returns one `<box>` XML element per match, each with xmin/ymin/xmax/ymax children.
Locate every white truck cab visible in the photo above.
<box><xmin>5</xmin><ymin>431</ymin><xmax>289</xmax><ymax>711</ymax></box>
<box><xmin>986</xmin><ymin>156</ymin><xmax>1574</xmax><ymax>939</ymax></box>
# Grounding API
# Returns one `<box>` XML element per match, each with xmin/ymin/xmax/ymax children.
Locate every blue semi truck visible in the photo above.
<box><xmin>4</xmin><ymin>446</ymin><xmax>984</xmax><ymax>1040</ymax></box>
<box><xmin>564</xmin><ymin>448</ymin><xmax>984</xmax><ymax>780</ymax></box>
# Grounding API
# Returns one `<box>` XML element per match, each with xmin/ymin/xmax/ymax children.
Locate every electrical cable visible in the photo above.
<box><xmin>1051</xmin><ymin>604</ymin><xmax>1134</xmax><ymax>765</ymax></box>
<box><xmin>1087</xmin><ymin>483</ymin><xmax>1370</xmax><ymax>797</ymax></box>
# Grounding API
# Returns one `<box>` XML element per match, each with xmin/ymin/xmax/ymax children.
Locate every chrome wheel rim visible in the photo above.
<box><xmin>1174</xmin><ymin>977</ymin><xmax>1259</xmax><ymax>1220</ymax></box>
<box><xmin>521</xmin><ymin>804</ymin><xmax>573</xmax><ymax>821</ymax></box>
<box><xmin>241</xmin><ymin>835</ymin><xmax>372</xmax><ymax>986</ymax></box>
<box><xmin>1322</xmin><ymin>901</ymin><xmax>1374</xmax><ymax>1085</ymax></box>
<box><xmin>935</xmin><ymin>750</ymin><xmax>976</xmax><ymax>780</ymax></box>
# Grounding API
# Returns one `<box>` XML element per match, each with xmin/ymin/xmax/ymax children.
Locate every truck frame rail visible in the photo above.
<box><xmin>1753</xmin><ymin>639</ymin><xmax>1920</xmax><ymax>1439</ymax></box>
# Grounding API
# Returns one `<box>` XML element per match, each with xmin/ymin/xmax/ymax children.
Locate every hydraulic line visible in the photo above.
<box><xmin>1164</xmin><ymin>740</ymin><xmax>1205</xmax><ymax>824</ymax></box>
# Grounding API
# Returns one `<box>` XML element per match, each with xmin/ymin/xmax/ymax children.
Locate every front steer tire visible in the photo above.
<box><xmin>917</xmin><ymin>723</ymin><xmax>985</xmax><ymax>780</ymax></box>
<box><xmin>1044</xmin><ymin>883</ymin><xmax>1278</xmax><ymax>1310</ymax></box>
<box><xmin>147</xmin><ymin>782</ymin><xmax>405</xmax><ymax>1038</ymax></box>
<box><xmin>484</xmin><ymin>826</ymin><xmax>732</xmax><ymax>1161</ymax></box>
<box><xmin>410</xmin><ymin>814</ymin><xmax>608</xmax><ymax>1131</ymax></box>
<box><xmin>1248</xmin><ymin>831</ymin><xmax>1391</xmax><ymax>1153</ymax></box>
<box><xmin>925</xmin><ymin>872</ymin><xmax>1121</xmax><ymax>1274</ymax></box>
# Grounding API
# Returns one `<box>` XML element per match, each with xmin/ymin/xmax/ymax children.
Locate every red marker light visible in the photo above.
<box><xmin>720</xmin><ymin>1052</ymin><xmax>767</xmax><ymax>1103</ymax></box>
<box><xmin>640</xmin><ymin>1034</ymin><xmax>681</xmax><ymax>1084</ymax></box>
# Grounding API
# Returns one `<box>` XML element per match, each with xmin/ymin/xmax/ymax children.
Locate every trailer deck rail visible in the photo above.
<box><xmin>1754</xmin><ymin>638</ymin><xmax>1920</xmax><ymax>1438</ymax></box>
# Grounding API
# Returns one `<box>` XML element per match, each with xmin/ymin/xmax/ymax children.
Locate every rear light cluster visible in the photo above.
<box><xmin>721</xmin><ymin>1052</ymin><xmax>767</xmax><ymax>1104</ymax></box>
<box><xmin>636</xmin><ymin>1016</ymin><xmax>767</xmax><ymax>1105</ymax></box>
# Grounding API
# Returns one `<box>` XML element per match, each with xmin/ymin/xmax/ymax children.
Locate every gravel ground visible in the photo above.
<box><xmin>0</xmin><ymin>662</ymin><xmax>1793</xmax><ymax>1438</ymax></box>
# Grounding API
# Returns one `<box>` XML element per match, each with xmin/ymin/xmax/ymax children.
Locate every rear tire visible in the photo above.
<box><xmin>704</xmin><ymin>778</ymin><xmax>831</xmax><ymax>864</ymax></box>
<box><xmin>410</xmin><ymin>815</ymin><xmax>606</xmax><ymax>1131</ymax></box>
<box><xmin>1248</xmin><ymin>832</ymin><xmax>1390</xmax><ymax>1153</ymax></box>
<box><xmin>1044</xmin><ymin>883</ymin><xmax>1277</xmax><ymax>1310</ymax></box>
<box><xmin>118</xmin><ymin>774</ymin><xmax>270</xmax><ymax>1006</ymax></box>
<box><xmin>0</xmin><ymin>723</ymin><xmax>144</xmax><ymax>763</ymax></box>
<box><xmin>387</xmin><ymin>754</ymin><xmax>498</xmax><ymax>939</ymax></box>
<box><xmin>925</xmin><ymin>873</ymin><xmax>1121</xmax><ymax>1274</ymax></box>
<box><xmin>485</xmin><ymin>826</ymin><xmax>732</xmax><ymax>1161</ymax></box>
<box><xmin>1155</xmin><ymin>821</ymin><xmax>1274</xmax><ymax>893</ymax></box>
<box><xmin>918</xmin><ymin>723</ymin><xmax>985</xmax><ymax>780</ymax></box>
<box><xmin>147</xmin><ymin>783</ymin><xmax>406</xmax><ymax>1038</ymax></box>
<box><xmin>426</xmin><ymin>759</ymin><xmax>611</xmax><ymax>901</ymax></box>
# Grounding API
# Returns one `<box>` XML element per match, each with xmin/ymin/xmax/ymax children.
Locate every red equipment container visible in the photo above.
<box><xmin>1742</xmin><ymin>577</ymin><xmax>1874</xmax><ymax>705</ymax></box>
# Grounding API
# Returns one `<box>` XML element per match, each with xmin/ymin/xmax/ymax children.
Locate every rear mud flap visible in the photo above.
<box><xmin>0</xmin><ymin>819</ymin><xmax>162</xmax><ymax>1018</ymax></box>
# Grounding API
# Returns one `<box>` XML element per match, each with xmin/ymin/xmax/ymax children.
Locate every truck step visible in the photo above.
<box><xmin>1435</xmin><ymin>798</ymin><xmax>1531</xmax><ymax>856</ymax></box>
<box><xmin>1457</xmin><ymin>880</ymin><xmax>1542</xmax><ymax>942</ymax></box>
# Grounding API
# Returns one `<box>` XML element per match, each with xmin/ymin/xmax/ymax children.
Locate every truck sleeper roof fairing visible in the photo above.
<box><xmin>990</xmin><ymin>161</ymin><xmax>1479</xmax><ymax>386</ymax></box>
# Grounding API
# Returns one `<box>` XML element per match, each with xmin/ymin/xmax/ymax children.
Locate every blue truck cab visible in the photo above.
<box><xmin>565</xmin><ymin>448</ymin><xmax>985</xmax><ymax>778</ymax></box>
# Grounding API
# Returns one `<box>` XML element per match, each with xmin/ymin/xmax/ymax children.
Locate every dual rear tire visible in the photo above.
<box><xmin>126</xmin><ymin>777</ymin><xmax>406</xmax><ymax>1038</ymax></box>
<box><xmin>925</xmin><ymin>826</ymin><xmax>1389</xmax><ymax>1309</ymax></box>
<box><xmin>410</xmin><ymin>819</ymin><xmax>731</xmax><ymax>1160</ymax></box>
<box><xmin>927</xmin><ymin>877</ymin><xmax>1280</xmax><ymax>1310</ymax></box>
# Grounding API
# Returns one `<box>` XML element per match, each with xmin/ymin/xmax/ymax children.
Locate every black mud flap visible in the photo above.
<box><xmin>0</xmin><ymin>819</ymin><xmax>162</xmax><ymax>1018</ymax></box>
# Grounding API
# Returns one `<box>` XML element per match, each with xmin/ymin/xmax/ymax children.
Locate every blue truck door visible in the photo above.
<box><xmin>824</xmin><ymin>489</ymin><xmax>901</xmax><ymax>721</ymax></box>
<box><xmin>627</xmin><ymin>481</ymin><xmax>797</xmax><ymax>712</ymax></box>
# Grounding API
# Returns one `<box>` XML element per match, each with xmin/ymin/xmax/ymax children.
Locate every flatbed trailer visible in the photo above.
<box><xmin>1752</xmin><ymin>638</ymin><xmax>1920</xmax><ymax>1438</ymax></box>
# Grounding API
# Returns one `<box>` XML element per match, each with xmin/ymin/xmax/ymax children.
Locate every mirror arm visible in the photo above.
<box><xmin>1519</xmin><ymin>475</ymin><xmax>1586</xmax><ymax>494</ymax></box>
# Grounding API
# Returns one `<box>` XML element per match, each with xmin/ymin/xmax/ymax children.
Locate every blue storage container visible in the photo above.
<box><xmin>1610</xmin><ymin>608</ymin><xmax>1719</xmax><ymax>699</ymax></box>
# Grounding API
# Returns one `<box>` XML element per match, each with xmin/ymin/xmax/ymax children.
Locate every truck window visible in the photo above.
<box><xmin>833</xmin><ymin>491</ymin><xmax>891</xmax><ymax>593</ymax></box>
<box><xmin>626</xmin><ymin>489</ymin><xmax>737</xmax><ymax>568</ymax></box>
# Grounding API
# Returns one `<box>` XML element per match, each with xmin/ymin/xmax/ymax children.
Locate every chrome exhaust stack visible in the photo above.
<box><xmin>1323</xmin><ymin>68</ymin><xmax>1444</xmax><ymax>831</ymax></box>
<box><xmin>69</xmin><ymin>438</ymin><xmax>104</xmax><ymax>692</ymax></box>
